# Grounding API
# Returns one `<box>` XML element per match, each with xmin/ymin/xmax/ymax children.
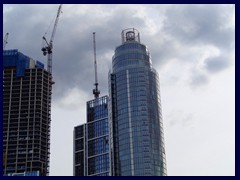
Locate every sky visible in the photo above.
<box><xmin>3</xmin><ymin>4</ymin><xmax>235</xmax><ymax>176</ymax></box>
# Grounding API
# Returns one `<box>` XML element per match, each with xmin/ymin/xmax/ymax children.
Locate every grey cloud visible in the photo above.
<box><xmin>204</xmin><ymin>55</ymin><xmax>232</xmax><ymax>73</ymax></box>
<box><xmin>163</xmin><ymin>5</ymin><xmax>234</xmax><ymax>50</ymax></box>
<box><xmin>150</xmin><ymin>38</ymin><xmax>179</xmax><ymax>68</ymax></box>
<box><xmin>168</xmin><ymin>111</ymin><xmax>194</xmax><ymax>127</ymax></box>
<box><xmin>189</xmin><ymin>69</ymin><xmax>209</xmax><ymax>88</ymax></box>
<box><xmin>48</xmin><ymin>5</ymin><xmax>147</xmax><ymax>101</ymax></box>
<box><xmin>189</xmin><ymin>53</ymin><xmax>232</xmax><ymax>88</ymax></box>
<box><xmin>181</xmin><ymin>113</ymin><xmax>194</xmax><ymax>127</ymax></box>
<box><xmin>4</xmin><ymin>4</ymin><xmax>149</xmax><ymax>102</ymax></box>
<box><xmin>155</xmin><ymin>4</ymin><xmax>234</xmax><ymax>87</ymax></box>
<box><xmin>140</xmin><ymin>5</ymin><xmax>234</xmax><ymax>84</ymax></box>
<box><xmin>3</xmin><ymin>4</ymin><xmax>235</xmax><ymax>99</ymax></box>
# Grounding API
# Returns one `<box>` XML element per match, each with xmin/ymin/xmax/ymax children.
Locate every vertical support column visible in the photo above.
<box><xmin>26</xmin><ymin>69</ymin><xmax>32</xmax><ymax>171</ymax></box>
<box><xmin>4</xmin><ymin>69</ymin><xmax>14</xmax><ymax>174</ymax></box>
<box><xmin>85</xmin><ymin>124</ymin><xmax>88</xmax><ymax>176</ymax></box>
<box><xmin>126</xmin><ymin>70</ymin><xmax>134</xmax><ymax>176</ymax></box>
<box><xmin>16</xmin><ymin>77</ymin><xmax>23</xmax><ymax>173</ymax></box>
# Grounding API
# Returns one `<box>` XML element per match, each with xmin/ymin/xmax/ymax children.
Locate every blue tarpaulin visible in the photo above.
<box><xmin>16</xmin><ymin>52</ymin><xmax>30</xmax><ymax>77</ymax></box>
<box><xmin>36</xmin><ymin>60</ymin><xmax>44</xmax><ymax>69</ymax></box>
<box><xmin>3</xmin><ymin>49</ymin><xmax>45</xmax><ymax>77</ymax></box>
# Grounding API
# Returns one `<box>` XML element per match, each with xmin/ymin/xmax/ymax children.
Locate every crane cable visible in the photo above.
<box><xmin>43</xmin><ymin>14</ymin><xmax>56</xmax><ymax>38</ymax></box>
<box><xmin>42</xmin><ymin>14</ymin><xmax>55</xmax><ymax>49</ymax></box>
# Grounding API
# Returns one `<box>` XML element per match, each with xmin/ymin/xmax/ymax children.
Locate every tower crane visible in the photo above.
<box><xmin>3</xmin><ymin>32</ymin><xmax>9</xmax><ymax>50</ymax></box>
<box><xmin>41</xmin><ymin>4</ymin><xmax>62</xmax><ymax>74</ymax></box>
<box><xmin>93</xmin><ymin>32</ymin><xmax>100</xmax><ymax>98</ymax></box>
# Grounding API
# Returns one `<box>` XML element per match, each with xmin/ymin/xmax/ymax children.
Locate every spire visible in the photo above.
<box><xmin>92</xmin><ymin>32</ymin><xmax>100</xmax><ymax>98</ymax></box>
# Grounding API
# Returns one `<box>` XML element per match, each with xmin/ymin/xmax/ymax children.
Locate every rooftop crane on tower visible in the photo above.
<box><xmin>3</xmin><ymin>33</ymin><xmax>9</xmax><ymax>50</ymax></box>
<box><xmin>41</xmin><ymin>4</ymin><xmax>62</xmax><ymax>74</ymax></box>
<box><xmin>92</xmin><ymin>32</ymin><xmax>100</xmax><ymax>99</ymax></box>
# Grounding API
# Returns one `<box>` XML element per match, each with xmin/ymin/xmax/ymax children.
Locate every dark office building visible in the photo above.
<box><xmin>3</xmin><ymin>171</ymin><xmax>40</xmax><ymax>176</ymax></box>
<box><xmin>73</xmin><ymin>124</ymin><xmax>85</xmax><ymax>176</ymax></box>
<box><xmin>3</xmin><ymin>49</ymin><xmax>53</xmax><ymax>176</ymax></box>
<box><xmin>108</xmin><ymin>28</ymin><xmax>167</xmax><ymax>176</ymax></box>
<box><xmin>74</xmin><ymin>96</ymin><xmax>110</xmax><ymax>176</ymax></box>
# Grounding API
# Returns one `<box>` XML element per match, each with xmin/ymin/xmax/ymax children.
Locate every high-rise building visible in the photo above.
<box><xmin>3</xmin><ymin>171</ymin><xmax>40</xmax><ymax>176</ymax></box>
<box><xmin>108</xmin><ymin>28</ymin><xmax>167</xmax><ymax>176</ymax></box>
<box><xmin>3</xmin><ymin>49</ymin><xmax>53</xmax><ymax>176</ymax></box>
<box><xmin>74</xmin><ymin>96</ymin><xmax>110</xmax><ymax>176</ymax></box>
<box><xmin>74</xmin><ymin>28</ymin><xmax>167</xmax><ymax>176</ymax></box>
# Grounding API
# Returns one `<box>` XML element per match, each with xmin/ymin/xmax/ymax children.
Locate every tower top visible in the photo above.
<box><xmin>121</xmin><ymin>28</ymin><xmax>140</xmax><ymax>44</ymax></box>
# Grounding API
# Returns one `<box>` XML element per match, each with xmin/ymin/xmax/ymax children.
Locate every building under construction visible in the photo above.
<box><xmin>3</xmin><ymin>49</ymin><xmax>53</xmax><ymax>176</ymax></box>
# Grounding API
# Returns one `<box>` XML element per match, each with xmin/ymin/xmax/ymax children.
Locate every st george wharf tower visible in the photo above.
<box><xmin>108</xmin><ymin>28</ymin><xmax>167</xmax><ymax>176</ymax></box>
<box><xmin>73</xmin><ymin>28</ymin><xmax>167</xmax><ymax>176</ymax></box>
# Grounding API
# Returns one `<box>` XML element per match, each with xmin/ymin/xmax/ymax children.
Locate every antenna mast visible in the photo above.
<box><xmin>93</xmin><ymin>32</ymin><xmax>100</xmax><ymax>98</ymax></box>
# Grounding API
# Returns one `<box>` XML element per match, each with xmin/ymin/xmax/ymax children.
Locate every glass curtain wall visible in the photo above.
<box><xmin>86</xmin><ymin>96</ymin><xmax>110</xmax><ymax>176</ymax></box>
<box><xmin>109</xmin><ymin>28</ymin><xmax>167</xmax><ymax>176</ymax></box>
<box><xmin>74</xmin><ymin>96</ymin><xmax>110</xmax><ymax>176</ymax></box>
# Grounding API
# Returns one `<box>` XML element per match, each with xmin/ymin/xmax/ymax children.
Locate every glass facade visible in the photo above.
<box><xmin>74</xmin><ymin>96</ymin><xmax>110</xmax><ymax>176</ymax></box>
<box><xmin>74</xmin><ymin>28</ymin><xmax>166</xmax><ymax>176</ymax></box>
<box><xmin>74</xmin><ymin>124</ymin><xmax>85</xmax><ymax>176</ymax></box>
<box><xmin>109</xmin><ymin>28</ymin><xmax>167</xmax><ymax>176</ymax></box>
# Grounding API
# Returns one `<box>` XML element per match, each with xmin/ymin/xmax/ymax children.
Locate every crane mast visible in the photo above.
<box><xmin>41</xmin><ymin>4</ymin><xmax>62</xmax><ymax>74</ymax></box>
<box><xmin>93</xmin><ymin>32</ymin><xmax>100</xmax><ymax>98</ymax></box>
<box><xmin>3</xmin><ymin>33</ymin><xmax>9</xmax><ymax>50</ymax></box>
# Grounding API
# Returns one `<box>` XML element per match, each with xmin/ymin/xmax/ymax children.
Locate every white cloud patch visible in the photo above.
<box><xmin>168</xmin><ymin>110</ymin><xmax>195</xmax><ymax>128</ymax></box>
<box><xmin>56</xmin><ymin>88</ymin><xmax>89</xmax><ymax>110</ymax></box>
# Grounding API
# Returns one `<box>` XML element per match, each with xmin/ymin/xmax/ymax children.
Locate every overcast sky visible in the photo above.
<box><xmin>3</xmin><ymin>4</ymin><xmax>235</xmax><ymax>176</ymax></box>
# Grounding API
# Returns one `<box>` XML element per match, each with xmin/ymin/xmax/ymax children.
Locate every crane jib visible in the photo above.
<box><xmin>41</xmin><ymin>4</ymin><xmax>63</xmax><ymax>74</ymax></box>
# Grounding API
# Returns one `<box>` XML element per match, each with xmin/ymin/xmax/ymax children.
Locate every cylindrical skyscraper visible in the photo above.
<box><xmin>109</xmin><ymin>28</ymin><xmax>167</xmax><ymax>176</ymax></box>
